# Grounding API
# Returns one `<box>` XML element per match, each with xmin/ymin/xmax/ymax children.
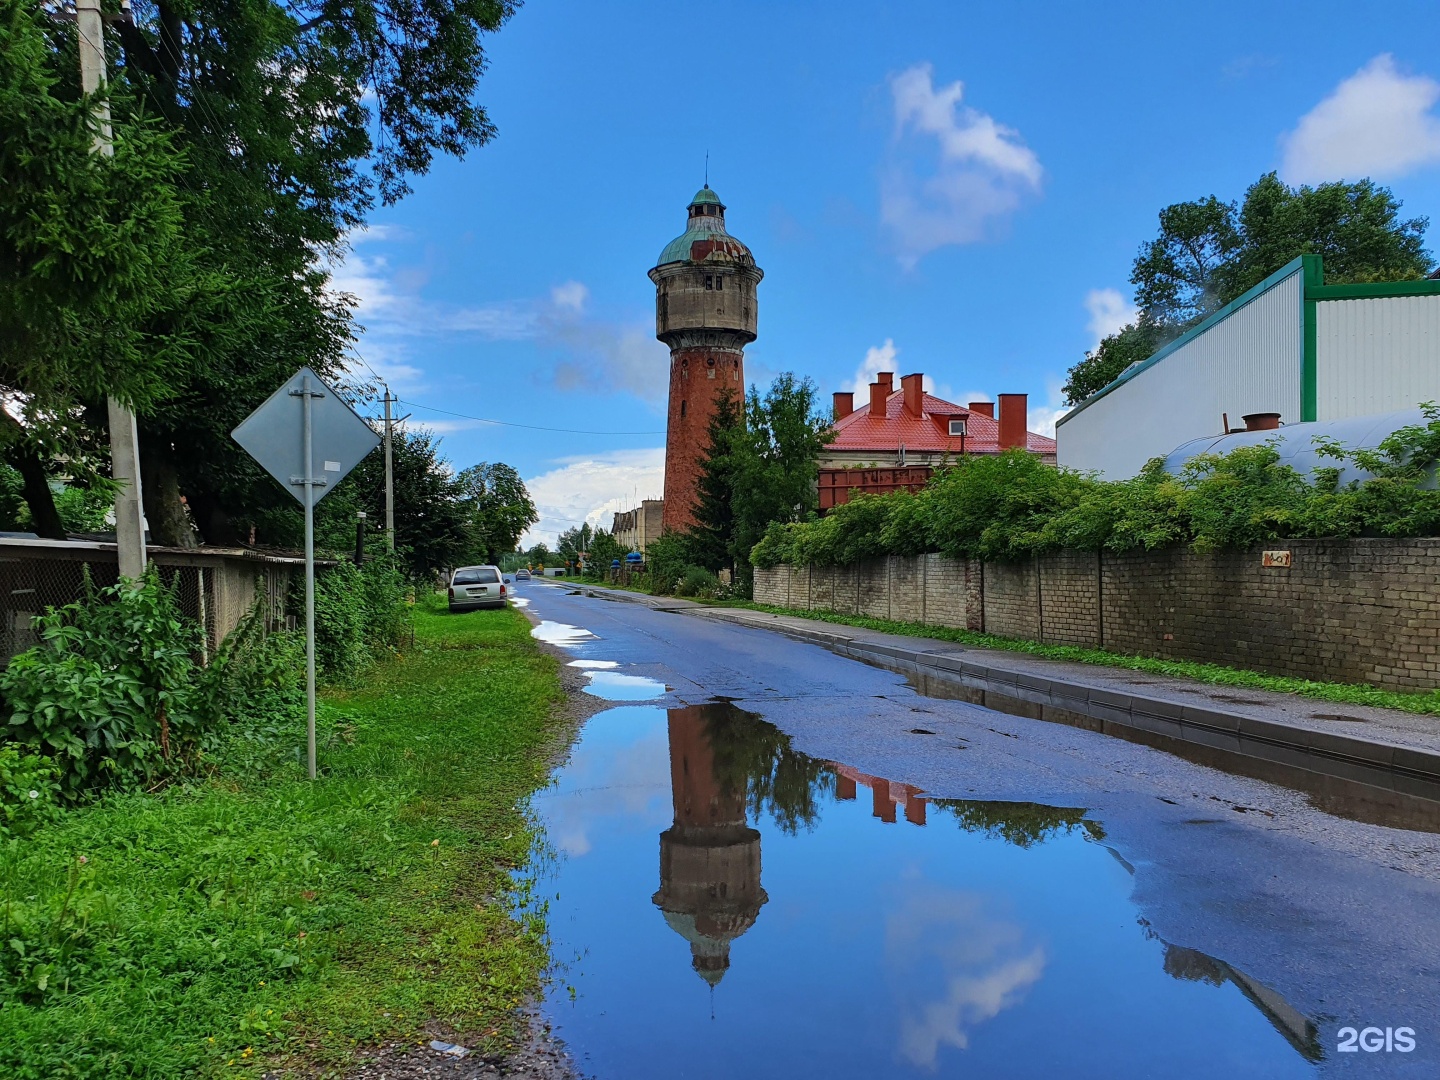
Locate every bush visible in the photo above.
<box><xmin>640</xmin><ymin>533</ymin><xmax>697</xmax><ymax>595</ymax></box>
<box><xmin>309</xmin><ymin>555</ymin><xmax>413</xmax><ymax>683</ymax></box>
<box><xmin>0</xmin><ymin>746</ymin><xmax>60</xmax><ymax>839</ymax></box>
<box><xmin>752</xmin><ymin>407</ymin><xmax>1440</xmax><ymax>567</ymax></box>
<box><xmin>0</xmin><ymin>568</ymin><xmax>209</xmax><ymax>795</ymax></box>
<box><xmin>673</xmin><ymin>565</ymin><xmax>720</xmax><ymax>598</ymax></box>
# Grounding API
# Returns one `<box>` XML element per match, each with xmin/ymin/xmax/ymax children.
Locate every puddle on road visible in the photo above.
<box><xmin>530</xmin><ymin>620</ymin><xmax>596</xmax><ymax>647</ymax></box>
<box><xmin>568</xmin><ymin>660</ymin><xmax>619</xmax><ymax>670</ymax></box>
<box><xmin>905</xmin><ymin>671</ymin><xmax>1440</xmax><ymax>833</ymax></box>
<box><xmin>524</xmin><ymin>702</ymin><xmax>1320</xmax><ymax>1079</ymax></box>
<box><xmin>581</xmin><ymin>670</ymin><xmax>667</xmax><ymax>701</ymax></box>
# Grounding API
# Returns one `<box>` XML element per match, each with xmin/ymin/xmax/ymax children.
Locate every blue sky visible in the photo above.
<box><xmin>333</xmin><ymin>0</ymin><xmax>1440</xmax><ymax>544</ymax></box>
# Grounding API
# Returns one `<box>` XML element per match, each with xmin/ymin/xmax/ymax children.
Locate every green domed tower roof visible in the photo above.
<box><xmin>655</xmin><ymin>185</ymin><xmax>755</xmax><ymax>268</ymax></box>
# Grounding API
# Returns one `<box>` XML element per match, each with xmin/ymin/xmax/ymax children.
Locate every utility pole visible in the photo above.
<box><xmin>76</xmin><ymin>0</ymin><xmax>146</xmax><ymax>579</ymax></box>
<box><xmin>382</xmin><ymin>387</ymin><xmax>395</xmax><ymax>551</ymax></box>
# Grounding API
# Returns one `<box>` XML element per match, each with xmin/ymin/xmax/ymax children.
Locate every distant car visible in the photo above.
<box><xmin>515</xmin><ymin>569</ymin><xmax>531</xmax><ymax>581</ymax></box>
<box><xmin>448</xmin><ymin>565</ymin><xmax>507</xmax><ymax>612</ymax></box>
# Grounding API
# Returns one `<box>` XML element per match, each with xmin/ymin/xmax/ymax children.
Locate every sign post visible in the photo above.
<box><xmin>232</xmin><ymin>368</ymin><xmax>380</xmax><ymax>778</ymax></box>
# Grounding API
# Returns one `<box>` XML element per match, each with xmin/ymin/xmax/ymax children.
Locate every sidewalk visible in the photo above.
<box><xmin>569</xmin><ymin>582</ymin><xmax>1440</xmax><ymax>803</ymax></box>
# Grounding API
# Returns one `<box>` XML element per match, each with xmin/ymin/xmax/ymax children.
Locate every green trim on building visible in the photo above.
<box><xmin>1300</xmin><ymin>255</ymin><xmax>1322</xmax><ymax>422</ymax></box>
<box><xmin>1057</xmin><ymin>256</ymin><xmax>1308</xmax><ymax>428</ymax></box>
<box><xmin>1307</xmin><ymin>278</ymin><xmax>1440</xmax><ymax>301</ymax></box>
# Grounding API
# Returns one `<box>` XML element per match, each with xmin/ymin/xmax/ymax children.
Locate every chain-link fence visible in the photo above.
<box><xmin>0</xmin><ymin>540</ymin><xmax>299</xmax><ymax>667</ymax></box>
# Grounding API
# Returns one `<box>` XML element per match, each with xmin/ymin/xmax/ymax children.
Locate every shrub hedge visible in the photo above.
<box><xmin>752</xmin><ymin>406</ymin><xmax>1440</xmax><ymax>568</ymax></box>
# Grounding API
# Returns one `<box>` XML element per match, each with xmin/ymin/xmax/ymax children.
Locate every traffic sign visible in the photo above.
<box><xmin>232</xmin><ymin>367</ymin><xmax>379</xmax><ymax>504</ymax></box>
<box><xmin>231</xmin><ymin>367</ymin><xmax>380</xmax><ymax>781</ymax></box>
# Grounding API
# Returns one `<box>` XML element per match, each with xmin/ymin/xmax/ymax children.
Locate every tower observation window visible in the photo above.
<box><xmin>704</xmin><ymin>274</ymin><xmax>713</xmax><ymax>290</ymax></box>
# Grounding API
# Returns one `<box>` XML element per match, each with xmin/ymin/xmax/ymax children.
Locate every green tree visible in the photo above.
<box><xmin>317</xmin><ymin>427</ymin><xmax>467</xmax><ymax>578</ymax></box>
<box><xmin>0</xmin><ymin>0</ymin><xmax>191</xmax><ymax>536</ymax></box>
<box><xmin>729</xmin><ymin>374</ymin><xmax>834</xmax><ymax>590</ymax></box>
<box><xmin>583</xmin><ymin>528</ymin><xmax>625</xmax><ymax>574</ymax></box>
<box><xmin>455</xmin><ymin>462</ymin><xmax>537</xmax><ymax>563</ymax></box>
<box><xmin>689</xmin><ymin>387</ymin><xmax>743</xmax><ymax>572</ymax></box>
<box><xmin>94</xmin><ymin>0</ymin><xmax>517</xmax><ymax>544</ymax></box>
<box><xmin>1065</xmin><ymin>173</ymin><xmax>1433</xmax><ymax>406</ymax></box>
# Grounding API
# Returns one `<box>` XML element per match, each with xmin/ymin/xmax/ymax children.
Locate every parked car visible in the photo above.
<box><xmin>448</xmin><ymin>565</ymin><xmax>507</xmax><ymax>612</ymax></box>
<box><xmin>515</xmin><ymin>569</ymin><xmax>531</xmax><ymax>581</ymax></box>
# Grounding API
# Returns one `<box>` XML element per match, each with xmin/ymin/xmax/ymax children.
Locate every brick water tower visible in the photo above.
<box><xmin>650</xmin><ymin>186</ymin><xmax>763</xmax><ymax>533</ymax></box>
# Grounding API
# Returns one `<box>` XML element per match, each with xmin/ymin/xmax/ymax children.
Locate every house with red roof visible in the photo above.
<box><xmin>819</xmin><ymin>372</ymin><xmax>1057</xmax><ymax>510</ymax></box>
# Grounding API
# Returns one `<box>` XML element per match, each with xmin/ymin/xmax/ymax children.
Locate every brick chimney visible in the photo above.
<box><xmin>833</xmin><ymin>391</ymin><xmax>854</xmax><ymax>421</ymax></box>
<box><xmin>869</xmin><ymin>372</ymin><xmax>893</xmax><ymax>418</ymax></box>
<box><xmin>901</xmin><ymin>373</ymin><xmax>924</xmax><ymax>418</ymax></box>
<box><xmin>968</xmin><ymin>401</ymin><xmax>994</xmax><ymax>418</ymax></box>
<box><xmin>998</xmin><ymin>393</ymin><xmax>1027</xmax><ymax>450</ymax></box>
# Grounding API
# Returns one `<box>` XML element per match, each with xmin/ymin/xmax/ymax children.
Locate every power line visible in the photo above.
<box><xmin>398</xmin><ymin>398</ymin><xmax>665</xmax><ymax>436</ymax></box>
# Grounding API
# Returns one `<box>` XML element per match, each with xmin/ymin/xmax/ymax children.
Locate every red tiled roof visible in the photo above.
<box><xmin>829</xmin><ymin>391</ymin><xmax>1056</xmax><ymax>454</ymax></box>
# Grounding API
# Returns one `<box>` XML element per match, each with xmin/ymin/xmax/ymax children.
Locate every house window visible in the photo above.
<box><xmin>948</xmin><ymin>419</ymin><xmax>967</xmax><ymax>437</ymax></box>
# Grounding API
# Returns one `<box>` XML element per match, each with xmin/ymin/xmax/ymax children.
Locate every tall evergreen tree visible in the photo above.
<box><xmin>688</xmin><ymin>387</ymin><xmax>743</xmax><ymax>572</ymax></box>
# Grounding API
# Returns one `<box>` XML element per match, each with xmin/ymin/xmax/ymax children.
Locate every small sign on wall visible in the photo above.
<box><xmin>1262</xmin><ymin>550</ymin><xmax>1292</xmax><ymax>568</ymax></box>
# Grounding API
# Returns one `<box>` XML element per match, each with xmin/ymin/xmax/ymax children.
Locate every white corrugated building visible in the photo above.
<box><xmin>1055</xmin><ymin>255</ymin><xmax>1440</xmax><ymax>478</ymax></box>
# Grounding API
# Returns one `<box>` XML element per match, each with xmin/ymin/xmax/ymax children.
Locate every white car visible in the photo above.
<box><xmin>448</xmin><ymin>565</ymin><xmax>507</xmax><ymax>612</ymax></box>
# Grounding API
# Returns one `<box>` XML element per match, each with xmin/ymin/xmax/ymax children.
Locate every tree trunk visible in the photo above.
<box><xmin>186</xmin><ymin>485</ymin><xmax>244</xmax><ymax>547</ymax></box>
<box><xmin>140</xmin><ymin>440</ymin><xmax>197</xmax><ymax>548</ymax></box>
<box><xmin>0</xmin><ymin>413</ymin><xmax>65</xmax><ymax>539</ymax></box>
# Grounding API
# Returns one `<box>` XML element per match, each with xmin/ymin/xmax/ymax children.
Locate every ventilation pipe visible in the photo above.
<box><xmin>1242</xmin><ymin>412</ymin><xmax>1282</xmax><ymax>432</ymax></box>
<box><xmin>833</xmin><ymin>391</ymin><xmax>854</xmax><ymax>421</ymax></box>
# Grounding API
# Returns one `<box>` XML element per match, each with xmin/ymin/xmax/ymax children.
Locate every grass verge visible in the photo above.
<box><xmin>741</xmin><ymin>602</ymin><xmax>1440</xmax><ymax>718</ymax></box>
<box><xmin>1</xmin><ymin>594</ymin><xmax>562</xmax><ymax>1078</ymax></box>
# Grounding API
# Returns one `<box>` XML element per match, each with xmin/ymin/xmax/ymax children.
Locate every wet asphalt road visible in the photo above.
<box><xmin>517</xmin><ymin>580</ymin><xmax>1440</xmax><ymax>1077</ymax></box>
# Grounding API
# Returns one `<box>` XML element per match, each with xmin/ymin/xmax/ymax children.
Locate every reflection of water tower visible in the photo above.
<box><xmin>653</xmin><ymin>704</ymin><xmax>768</xmax><ymax>986</ymax></box>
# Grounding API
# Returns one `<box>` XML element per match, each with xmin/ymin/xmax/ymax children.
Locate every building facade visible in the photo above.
<box><xmin>650</xmin><ymin>187</ymin><xmax>763</xmax><ymax>533</ymax></box>
<box><xmin>611</xmin><ymin>499</ymin><xmax>664</xmax><ymax>553</ymax></box>
<box><xmin>819</xmin><ymin>372</ymin><xmax>1056</xmax><ymax>509</ymax></box>
<box><xmin>1056</xmin><ymin>255</ymin><xmax>1440</xmax><ymax>479</ymax></box>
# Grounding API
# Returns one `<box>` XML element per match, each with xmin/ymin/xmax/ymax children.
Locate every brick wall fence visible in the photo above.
<box><xmin>752</xmin><ymin>539</ymin><xmax>1440</xmax><ymax>691</ymax></box>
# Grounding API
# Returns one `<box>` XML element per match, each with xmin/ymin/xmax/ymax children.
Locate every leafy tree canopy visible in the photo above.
<box><xmin>1064</xmin><ymin>173</ymin><xmax>1434</xmax><ymax>406</ymax></box>
<box><xmin>455</xmin><ymin>461</ymin><xmax>537</xmax><ymax>564</ymax></box>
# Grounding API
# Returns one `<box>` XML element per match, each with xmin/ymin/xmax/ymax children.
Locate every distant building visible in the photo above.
<box><xmin>611</xmin><ymin>499</ymin><xmax>664</xmax><ymax>553</ymax></box>
<box><xmin>1056</xmin><ymin>254</ymin><xmax>1440</xmax><ymax>479</ymax></box>
<box><xmin>650</xmin><ymin>186</ymin><xmax>763</xmax><ymax>533</ymax></box>
<box><xmin>818</xmin><ymin>372</ymin><xmax>1056</xmax><ymax>510</ymax></box>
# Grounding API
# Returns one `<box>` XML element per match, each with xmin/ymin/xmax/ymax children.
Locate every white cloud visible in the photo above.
<box><xmin>1083</xmin><ymin>288</ymin><xmax>1138</xmax><ymax>351</ymax></box>
<box><xmin>846</xmin><ymin>339</ymin><xmax>901</xmax><ymax>396</ymax></box>
<box><xmin>886</xmin><ymin>884</ymin><xmax>1046</xmax><ymax>1068</ymax></box>
<box><xmin>881</xmin><ymin>63</ymin><xmax>1043</xmax><ymax>267</ymax></box>
<box><xmin>327</xmin><ymin>232</ymin><xmax>666</xmax><ymax>406</ymax></box>
<box><xmin>842</xmin><ymin>339</ymin><xmax>987</xmax><ymax>409</ymax></box>
<box><xmin>520</xmin><ymin>448</ymin><xmax>665</xmax><ymax>548</ymax></box>
<box><xmin>1280</xmin><ymin>54</ymin><xmax>1440</xmax><ymax>184</ymax></box>
<box><xmin>1028</xmin><ymin>377</ymin><xmax>1071</xmax><ymax>439</ymax></box>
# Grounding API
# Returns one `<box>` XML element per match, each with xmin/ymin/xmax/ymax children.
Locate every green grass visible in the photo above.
<box><xmin>741</xmin><ymin>602</ymin><xmax>1440</xmax><ymax>718</ymax></box>
<box><xmin>1</xmin><ymin>595</ymin><xmax>563</xmax><ymax>1078</ymax></box>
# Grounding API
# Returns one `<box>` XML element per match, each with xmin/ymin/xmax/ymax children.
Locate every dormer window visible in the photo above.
<box><xmin>948</xmin><ymin>418</ymin><xmax>967</xmax><ymax>437</ymax></box>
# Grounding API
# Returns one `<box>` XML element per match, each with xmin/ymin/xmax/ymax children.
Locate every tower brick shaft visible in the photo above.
<box><xmin>650</xmin><ymin>187</ymin><xmax>763</xmax><ymax>533</ymax></box>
